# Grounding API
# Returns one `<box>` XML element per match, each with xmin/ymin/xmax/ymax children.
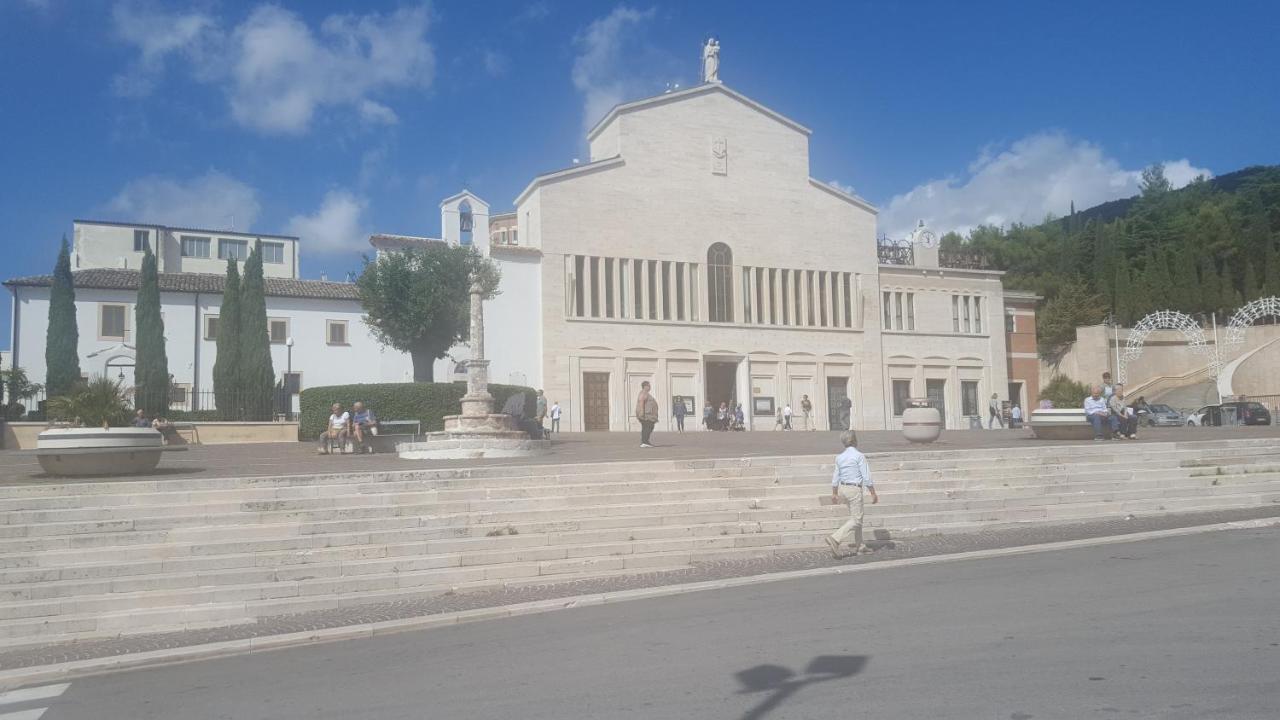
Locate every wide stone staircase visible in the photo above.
<box><xmin>1</xmin><ymin>437</ymin><xmax>1278</xmax><ymax>647</ymax></box>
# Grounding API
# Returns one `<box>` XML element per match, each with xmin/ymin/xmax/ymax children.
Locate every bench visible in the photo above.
<box><xmin>1029</xmin><ymin>408</ymin><xmax>1128</xmax><ymax>440</ymax></box>
<box><xmin>362</xmin><ymin>420</ymin><xmax>420</xmax><ymax>454</ymax></box>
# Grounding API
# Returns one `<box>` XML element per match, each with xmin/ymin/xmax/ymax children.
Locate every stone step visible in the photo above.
<box><xmin>2</xmin><ymin>479</ymin><xmax>1276</xmax><ymax>607</ymax></box>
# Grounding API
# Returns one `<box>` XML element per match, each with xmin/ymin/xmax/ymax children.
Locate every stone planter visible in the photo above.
<box><xmin>35</xmin><ymin>427</ymin><xmax>172</xmax><ymax>476</ymax></box>
<box><xmin>901</xmin><ymin>406</ymin><xmax>943</xmax><ymax>444</ymax></box>
<box><xmin>1029</xmin><ymin>409</ymin><xmax>1093</xmax><ymax>440</ymax></box>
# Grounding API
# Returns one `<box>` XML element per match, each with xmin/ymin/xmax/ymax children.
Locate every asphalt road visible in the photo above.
<box><xmin>32</xmin><ymin>528</ymin><xmax>1280</xmax><ymax>720</ymax></box>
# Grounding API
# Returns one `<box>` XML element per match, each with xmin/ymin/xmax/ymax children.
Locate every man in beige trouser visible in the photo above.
<box><xmin>825</xmin><ymin>430</ymin><xmax>879</xmax><ymax>557</ymax></box>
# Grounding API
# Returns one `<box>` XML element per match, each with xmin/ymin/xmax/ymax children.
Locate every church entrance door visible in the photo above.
<box><xmin>704</xmin><ymin>360</ymin><xmax>739</xmax><ymax>421</ymax></box>
<box><xmin>583</xmin><ymin>372</ymin><xmax>611</xmax><ymax>431</ymax></box>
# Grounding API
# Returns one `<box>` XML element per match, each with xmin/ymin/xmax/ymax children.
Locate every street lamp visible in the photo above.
<box><xmin>285</xmin><ymin>336</ymin><xmax>294</xmax><ymax>375</ymax></box>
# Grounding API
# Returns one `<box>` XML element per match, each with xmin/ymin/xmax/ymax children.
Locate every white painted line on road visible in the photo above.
<box><xmin>0</xmin><ymin>518</ymin><xmax>1276</xmax><ymax>689</ymax></box>
<box><xmin>0</xmin><ymin>684</ymin><xmax>68</xmax><ymax>706</ymax></box>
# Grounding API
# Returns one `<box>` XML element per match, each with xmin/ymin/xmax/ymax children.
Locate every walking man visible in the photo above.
<box><xmin>783</xmin><ymin>403</ymin><xmax>794</xmax><ymax>430</ymax></box>
<box><xmin>825</xmin><ymin>430</ymin><xmax>879</xmax><ymax>557</ymax></box>
<box><xmin>636</xmin><ymin>381</ymin><xmax>659</xmax><ymax>448</ymax></box>
<box><xmin>673</xmin><ymin>396</ymin><xmax>687</xmax><ymax>432</ymax></box>
<box><xmin>988</xmin><ymin>393</ymin><xmax>1004</xmax><ymax>429</ymax></box>
<box><xmin>550</xmin><ymin>400</ymin><xmax>561</xmax><ymax>433</ymax></box>
<box><xmin>800</xmin><ymin>394</ymin><xmax>814</xmax><ymax>431</ymax></box>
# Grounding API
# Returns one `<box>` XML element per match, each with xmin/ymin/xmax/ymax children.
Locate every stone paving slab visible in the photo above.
<box><xmin>1</xmin><ymin>505</ymin><xmax>1277</xmax><ymax>672</ymax></box>
<box><xmin>3</xmin><ymin>426</ymin><xmax>1278</xmax><ymax>485</ymax></box>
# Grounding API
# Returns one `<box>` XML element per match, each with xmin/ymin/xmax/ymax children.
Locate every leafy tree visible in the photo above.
<box><xmin>1039</xmin><ymin>374</ymin><xmax>1092</xmax><ymax>409</ymax></box>
<box><xmin>213</xmin><ymin>259</ymin><xmax>242</xmax><ymax>419</ymax></box>
<box><xmin>238</xmin><ymin>242</ymin><xmax>275</xmax><ymax>420</ymax></box>
<box><xmin>1242</xmin><ymin>257</ymin><xmax>1263</xmax><ymax>301</ymax></box>
<box><xmin>1139</xmin><ymin>163</ymin><xmax>1172</xmax><ymax>197</ymax></box>
<box><xmin>1</xmin><ymin>366</ymin><xmax>43</xmax><ymax>420</ymax></box>
<box><xmin>1266</xmin><ymin>241</ymin><xmax>1280</xmax><ymax>298</ymax></box>
<box><xmin>45</xmin><ymin>236</ymin><xmax>81</xmax><ymax>397</ymax></box>
<box><xmin>1198</xmin><ymin>255</ymin><xmax>1221</xmax><ymax>318</ymax></box>
<box><xmin>356</xmin><ymin>244</ymin><xmax>500</xmax><ymax>381</ymax></box>
<box><xmin>1036</xmin><ymin>281</ymin><xmax>1108</xmax><ymax>359</ymax></box>
<box><xmin>1170</xmin><ymin>243</ymin><xmax>1201</xmax><ymax>313</ymax></box>
<box><xmin>133</xmin><ymin>246</ymin><xmax>169</xmax><ymax>416</ymax></box>
<box><xmin>47</xmin><ymin>375</ymin><xmax>131</xmax><ymax>428</ymax></box>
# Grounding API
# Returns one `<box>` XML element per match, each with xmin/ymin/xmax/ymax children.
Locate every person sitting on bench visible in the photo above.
<box><xmin>318</xmin><ymin>403</ymin><xmax>350</xmax><ymax>454</ymax></box>
<box><xmin>351</xmin><ymin>401</ymin><xmax>378</xmax><ymax>453</ymax></box>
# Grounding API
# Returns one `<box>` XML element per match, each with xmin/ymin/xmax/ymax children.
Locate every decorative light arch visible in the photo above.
<box><xmin>1224</xmin><ymin>296</ymin><xmax>1280</xmax><ymax>346</ymax></box>
<box><xmin>1118</xmin><ymin>310</ymin><xmax>1213</xmax><ymax>384</ymax></box>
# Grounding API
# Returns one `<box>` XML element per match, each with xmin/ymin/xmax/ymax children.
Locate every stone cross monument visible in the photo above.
<box><xmin>457</xmin><ymin>279</ymin><xmax>493</xmax><ymax>419</ymax></box>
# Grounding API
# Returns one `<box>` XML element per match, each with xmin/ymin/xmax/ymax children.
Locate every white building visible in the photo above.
<box><xmin>5</xmin><ymin>221</ymin><xmax>412</xmax><ymax>411</ymax></box>
<box><xmin>371</xmin><ymin>79</ymin><xmax>1037</xmax><ymax>432</ymax></box>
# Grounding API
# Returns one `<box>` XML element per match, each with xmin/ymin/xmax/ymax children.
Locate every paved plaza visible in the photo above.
<box><xmin>3</xmin><ymin>425</ymin><xmax>1279</xmax><ymax>483</ymax></box>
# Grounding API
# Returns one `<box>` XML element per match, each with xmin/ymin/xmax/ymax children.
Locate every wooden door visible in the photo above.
<box><xmin>583</xmin><ymin>372</ymin><xmax>611</xmax><ymax>431</ymax></box>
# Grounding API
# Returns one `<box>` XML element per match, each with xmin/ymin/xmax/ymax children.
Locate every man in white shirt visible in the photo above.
<box><xmin>782</xmin><ymin>403</ymin><xmax>793</xmax><ymax>430</ymax></box>
<box><xmin>550</xmin><ymin>401</ymin><xmax>562</xmax><ymax>433</ymax></box>
<box><xmin>1084</xmin><ymin>386</ymin><xmax>1117</xmax><ymax>440</ymax></box>
<box><xmin>317</xmin><ymin>403</ymin><xmax>350</xmax><ymax>454</ymax></box>
<box><xmin>825</xmin><ymin>430</ymin><xmax>879</xmax><ymax>557</ymax></box>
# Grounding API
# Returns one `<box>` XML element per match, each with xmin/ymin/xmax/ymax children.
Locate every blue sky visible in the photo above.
<box><xmin>2</xmin><ymin>0</ymin><xmax>1278</xmax><ymax>351</ymax></box>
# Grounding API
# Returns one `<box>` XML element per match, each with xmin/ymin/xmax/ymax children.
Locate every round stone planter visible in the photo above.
<box><xmin>1028</xmin><ymin>409</ymin><xmax>1094</xmax><ymax>440</ymax></box>
<box><xmin>901</xmin><ymin>406</ymin><xmax>943</xmax><ymax>444</ymax></box>
<box><xmin>35</xmin><ymin>427</ymin><xmax>168</xmax><ymax>477</ymax></box>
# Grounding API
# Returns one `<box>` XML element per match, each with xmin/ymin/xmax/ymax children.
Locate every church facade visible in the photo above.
<box><xmin>373</xmin><ymin>81</ymin><xmax>1038</xmax><ymax>432</ymax></box>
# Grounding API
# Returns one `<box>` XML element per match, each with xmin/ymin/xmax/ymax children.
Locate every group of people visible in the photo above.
<box><xmin>317</xmin><ymin>401</ymin><xmax>378</xmax><ymax>454</ymax></box>
<box><xmin>774</xmin><ymin>395</ymin><xmax>818</xmax><ymax>431</ymax></box>
<box><xmin>1083</xmin><ymin>371</ymin><xmax>1146</xmax><ymax>441</ymax></box>
<box><xmin>698</xmin><ymin>400</ymin><xmax>745</xmax><ymax>432</ymax></box>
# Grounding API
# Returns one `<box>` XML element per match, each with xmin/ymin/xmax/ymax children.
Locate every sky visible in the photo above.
<box><xmin>2</xmin><ymin>0</ymin><xmax>1278</xmax><ymax>351</ymax></box>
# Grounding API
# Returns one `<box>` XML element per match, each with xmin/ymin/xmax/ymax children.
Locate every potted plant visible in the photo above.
<box><xmin>36</xmin><ymin>375</ymin><xmax>170</xmax><ymax>476</ymax></box>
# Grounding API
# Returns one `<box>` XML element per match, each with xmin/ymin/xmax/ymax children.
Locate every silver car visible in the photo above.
<box><xmin>1143</xmin><ymin>403</ymin><xmax>1184</xmax><ymax>427</ymax></box>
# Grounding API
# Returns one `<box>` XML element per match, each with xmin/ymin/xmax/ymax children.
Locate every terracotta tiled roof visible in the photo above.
<box><xmin>3</xmin><ymin>268</ymin><xmax>360</xmax><ymax>300</ymax></box>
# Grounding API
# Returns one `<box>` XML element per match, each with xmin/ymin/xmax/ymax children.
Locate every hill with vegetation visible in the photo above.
<box><xmin>940</xmin><ymin>164</ymin><xmax>1280</xmax><ymax>358</ymax></box>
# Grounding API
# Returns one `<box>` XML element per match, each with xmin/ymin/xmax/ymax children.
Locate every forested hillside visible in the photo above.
<box><xmin>940</xmin><ymin>165</ymin><xmax>1280</xmax><ymax>357</ymax></box>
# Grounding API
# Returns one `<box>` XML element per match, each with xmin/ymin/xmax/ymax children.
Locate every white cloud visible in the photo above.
<box><xmin>110</xmin><ymin>2</ymin><xmax>434</xmax><ymax>134</ymax></box>
<box><xmin>880</xmin><ymin>132</ymin><xmax>1212</xmax><ymax>239</ymax></box>
<box><xmin>572</xmin><ymin>6</ymin><xmax>673</xmax><ymax>136</ymax></box>
<box><xmin>827</xmin><ymin>179</ymin><xmax>856</xmax><ymax>195</ymax></box>
<box><xmin>110</xmin><ymin>1</ymin><xmax>217</xmax><ymax>97</ymax></box>
<box><xmin>106</xmin><ymin>171</ymin><xmax>261</xmax><ymax>230</ymax></box>
<box><xmin>285</xmin><ymin>190</ymin><xmax>368</xmax><ymax>255</ymax></box>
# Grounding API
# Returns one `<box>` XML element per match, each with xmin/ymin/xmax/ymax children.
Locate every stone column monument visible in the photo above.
<box><xmin>399</xmin><ymin>280</ymin><xmax>551</xmax><ymax>459</ymax></box>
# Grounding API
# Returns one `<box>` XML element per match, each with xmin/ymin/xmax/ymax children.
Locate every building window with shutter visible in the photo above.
<box><xmin>180</xmin><ymin>236</ymin><xmax>210</xmax><ymax>257</ymax></box>
<box><xmin>99</xmin><ymin>303</ymin><xmax>128</xmax><ymax>340</ymax></box>
<box><xmin>326</xmin><ymin>320</ymin><xmax>349</xmax><ymax>346</ymax></box>
<box><xmin>261</xmin><ymin>242</ymin><xmax>285</xmax><ymax>264</ymax></box>
<box><xmin>133</xmin><ymin>230</ymin><xmax>150</xmax><ymax>252</ymax></box>
<box><xmin>204</xmin><ymin>315</ymin><xmax>219</xmax><ymax>340</ymax></box>
<box><xmin>269</xmin><ymin>318</ymin><xmax>289</xmax><ymax>344</ymax></box>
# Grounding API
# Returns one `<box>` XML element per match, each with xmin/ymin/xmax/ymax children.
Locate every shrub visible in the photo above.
<box><xmin>1039</xmin><ymin>375</ymin><xmax>1092</xmax><ymax>409</ymax></box>
<box><xmin>298</xmin><ymin>382</ymin><xmax>535</xmax><ymax>440</ymax></box>
<box><xmin>47</xmin><ymin>375</ymin><xmax>131</xmax><ymax>428</ymax></box>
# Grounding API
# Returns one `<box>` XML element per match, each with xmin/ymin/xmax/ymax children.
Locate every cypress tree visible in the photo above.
<box><xmin>237</xmin><ymin>243</ymin><xmax>275</xmax><ymax>421</ymax></box>
<box><xmin>1172</xmin><ymin>243</ymin><xmax>1201</xmax><ymax>313</ymax></box>
<box><xmin>45</xmin><ymin>236</ymin><xmax>82</xmax><ymax>398</ymax></box>
<box><xmin>1266</xmin><ymin>241</ymin><xmax>1280</xmax><ymax>298</ymax></box>
<box><xmin>1243</xmin><ymin>258</ymin><xmax>1263</xmax><ymax>302</ymax></box>
<box><xmin>213</xmin><ymin>259</ymin><xmax>242</xmax><ymax>420</ymax></box>
<box><xmin>1199</xmin><ymin>256</ymin><xmax>1221</xmax><ymax>317</ymax></box>
<box><xmin>134</xmin><ymin>246</ymin><xmax>169</xmax><ymax>416</ymax></box>
<box><xmin>1218</xmin><ymin>259</ymin><xmax>1238</xmax><ymax>314</ymax></box>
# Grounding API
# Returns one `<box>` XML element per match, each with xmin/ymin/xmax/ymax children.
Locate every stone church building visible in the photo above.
<box><xmin>372</xmin><ymin>78</ymin><xmax>1039</xmax><ymax>432</ymax></box>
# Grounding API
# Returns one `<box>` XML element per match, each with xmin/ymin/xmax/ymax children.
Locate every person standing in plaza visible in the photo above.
<box><xmin>673</xmin><ymin>396</ymin><xmax>687</xmax><ymax>432</ymax></box>
<box><xmin>783</xmin><ymin>403</ymin><xmax>793</xmax><ymax>430</ymax></box>
<box><xmin>550</xmin><ymin>400</ymin><xmax>562</xmax><ymax>434</ymax></box>
<box><xmin>535</xmin><ymin>390</ymin><xmax>548</xmax><ymax>436</ymax></box>
<box><xmin>800</xmin><ymin>394</ymin><xmax>814</xmax><ymax>430</ymax></box>
<box><xmin>825</xmin><ymin>430</ymin><xmax>878</xmax><ymax>557</ymax></box>
<box><xmin>636</xmin><ymin>381</ymin><xmax>659</xmax><ymax>448</ymax></box>
<box><xmin>1101</xmin><ymin>372</ymin><xmax>1115</xmax><ymax>399</ymax></box>
<box><xmin>702</xmin><ymin>401</ymin><xmax>714</xmax><ymax>431</ymax></box>
<box><xmin>988</xmin><ymin>393</ymin><xmax>1004</xmax><ymax>429</ymax></box>
<box><xmin>1010</xmin><ymin>403</ymin><xmax>1023</xmax><ymax>429</ymax></box>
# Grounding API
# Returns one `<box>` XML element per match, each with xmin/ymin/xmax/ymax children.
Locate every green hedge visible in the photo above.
<box><xmin>1039</xmin><ymin>375</ymin><xmax>1091</xmax><ymax>409</ymax></box>
<box><xmin>298</xmin><ymin>382</ymin><xmax>536</xmax><ymax>440</ymax></box>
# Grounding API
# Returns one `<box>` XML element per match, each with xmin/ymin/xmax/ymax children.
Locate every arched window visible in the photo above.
<box><xmin>458</xmin><ymin>200</ymin><xmax>473</xmax><ymax>246</ymax></box>
<box><xmin>707</xmin><ymin>242</ymin><xmax>733</xmax><ymax>322</ymax></box>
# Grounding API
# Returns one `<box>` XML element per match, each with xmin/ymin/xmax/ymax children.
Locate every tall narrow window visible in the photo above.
<box><xmin>883</xmin><ymin>291</ymin><xmax>892</xmax><ymax>328</ymax></box>
<box><xmin>906</xmin><ymin>292</ymin><xmax>915</xmax><ymax>331</ymax></box>
<box><xmin>648</xmin><ymin>260</ymin><xmax>658</xmax><ymax>320</ymax></box>
<box><xmin>574</xmin><ymin>255</ymin><xmax>586</xmax><ymax>318</ymax></box>
<box><xmin>768</xmin><ymin>268</ymin><xmax>777</xmax><ymax>324</ymax></box>
<box><xmin>894</xmin><ymin>292</ymin><xmax>904</xmax><ymax>330</ymax></box>
<box><xmin>843</xmin><ymin>274</ymin><xmax>853</xmax><ymax>328</ymax></box>
<box><xmin>780</xmin><ymin>270</ymin><xmax>790</xmax><ymax>325</ymax></box>
<box><xmin>952</xmin><ymin>295</ymin><xmax>960</xmax><ymax>332</ymax></box>
<box><xmin>973</xmin><ymin>296</ymin><xmax>982</xmax><ymax>333</ymax></box>
<box><xmin>133</xmin><ymin>229</ymin><xmax>150</xmax><ymax>252</ymax></box>
<box><xmin>633</xmin><ymin>260</ymin><xmax>643</xmax><ymax>318</ymax></box>
<box><xmin>661</xmin><ymin>261</ymin><xmax>672</xmax><ymax>320</ymax></box>
<box><xmin>604</xmin><ymin>258</ymin><xmax>615</xmax><ymax>318</ymax></box>
<box><xmin>742</xmin><ymin>267</ymin><xmax>752</xmax><ymax>323</ymax></box>
<box><xmin>963</xmin><ymin>296</ymin><xmax>972</xmax><ymax>333</ymax></box>
<box><xmin>619</xmin><ymin>259</ymin><xmax>630</xmax><ymax>319</ymax></box>
<box><xmin>755</xmin><ymin>268</ymin><xmax>765</xmax><ymax>324</ymax></box>
<box><xmin>675</xmin><ymin>262</ymin><xmax>685</xmax><ymax>320</ymax></box>
<box><xmin>589</xmin><ymin>257</ymin><xmax>600</xmax><ymax>318</ymax></box>
<box><xmin>892</xmin><ymin>380</ymin><xmax>912</xmax><ymax>416</ymax></box>
<box><xmin>706</xmin><ymin>243</ymin><xmax>734</xmax><ymax>322</ymax></box>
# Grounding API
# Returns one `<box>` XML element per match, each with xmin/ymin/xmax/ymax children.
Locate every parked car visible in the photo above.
<box><xmin>1185</xmin><ymin>401</ymin><xmax>1272</xmax><ymax>427</ymax></box>
<box><xmin>1142</xmin><ymin>403</ymin><xmax>1184</xmax><ymax>427</ymax></box>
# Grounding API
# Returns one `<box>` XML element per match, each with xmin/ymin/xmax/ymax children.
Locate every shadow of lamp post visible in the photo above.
<box><xmin>734</xmin><ymin>654</ymin><xmax>868</xmax><ymax>720</ymax></box>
